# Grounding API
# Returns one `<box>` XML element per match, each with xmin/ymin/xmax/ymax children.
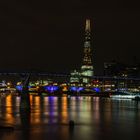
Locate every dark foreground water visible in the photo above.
<box><xmin>0</xmin><ymin>95</ymin><xmax>140</xmax><ymax>140</ymax></box>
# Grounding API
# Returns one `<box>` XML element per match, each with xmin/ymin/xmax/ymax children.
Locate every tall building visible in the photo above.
<box><xmin>70</xmin><ymin>70</ymin><xmax>81</xmax><ymax>83</ymax></box>
<box><xmin>81</xmin><ymin>19</ymin><xmax>94</xmax><ymax>83</ymax></box>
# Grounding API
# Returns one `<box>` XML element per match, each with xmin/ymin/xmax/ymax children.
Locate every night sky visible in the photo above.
<box><xmin>0</xmin><ymin>0</ymin><xmax>140</xmax><ymax>75</ymax></box>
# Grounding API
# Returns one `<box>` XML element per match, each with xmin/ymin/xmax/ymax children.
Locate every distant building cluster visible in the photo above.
<box><xmin>104</xmin><ymin>61</ymin><xmax>140</xmax><ymax>78</ymax></box>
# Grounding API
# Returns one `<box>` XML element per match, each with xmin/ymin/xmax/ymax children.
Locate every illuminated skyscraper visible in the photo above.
<box><xmin>81</xmin><ymin>19</ymin><xmax>94</xmax><ymax>83</ymax></box>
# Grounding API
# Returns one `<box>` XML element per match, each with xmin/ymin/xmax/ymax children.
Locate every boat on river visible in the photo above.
<box><xmin>110</xmin><ymin>91</ymin><xmax>140</xmax><ymax>100</ymax></box>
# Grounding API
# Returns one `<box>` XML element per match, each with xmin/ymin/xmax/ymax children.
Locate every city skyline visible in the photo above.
<box><xmin>0</xmin><ymin>1</ymin><xmax>140</xmax><ymax>75</ymax></box>
<box><xmin>1</xmin><ymin>2</ymin><xmax>140</xmax><ymax>140</ymax></box>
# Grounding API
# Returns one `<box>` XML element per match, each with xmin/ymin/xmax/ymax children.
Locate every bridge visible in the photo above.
<box><xmin>0</xmin><ymin>72</ymin><xmax>140</xmax><ymax>111</ymax></box>
<box><xmin>0</xmin><ymin>71</ymin><xmax>140</xmax><ymax>81</ymax></box>
<box><xmin>0</xmin><ymin>71</ymin><xmax>140</xmax><ymax>93</ymax></box>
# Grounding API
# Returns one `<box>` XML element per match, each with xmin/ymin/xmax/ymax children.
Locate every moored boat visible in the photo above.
<box><xmin>110</xmin><ymin>91</ymin><xmax>140</xmax><ymax>100</ymax></box>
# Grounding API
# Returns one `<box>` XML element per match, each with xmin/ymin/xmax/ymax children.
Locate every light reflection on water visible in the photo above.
<box><xmin>0</xmin><ymin>95</ymin><xmax>140</xmax><ymax>140</ymax></box>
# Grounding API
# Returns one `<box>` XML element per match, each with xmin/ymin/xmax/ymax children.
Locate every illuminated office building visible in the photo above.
<box><xmin>70</xmin><ymin>19</ymin><xmax>94</xmax><ymax>84</ymax></box>
<box><xmin>81</xmin><ymin>19</ymin><xmax>94</xmax><ymax>83</ymax></box>
<box><xmin>70</xmin><ymin>70</ymin><xmax>81</xmax><ymax>83</ymax></box>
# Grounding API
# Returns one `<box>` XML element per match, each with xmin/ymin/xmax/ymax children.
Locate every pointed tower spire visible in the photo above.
<box><xmin>85</xmin><ymin>19</ymin><xmax>91</xmax><ymax>32</ymax></box>
<box><xmin>85</xmin><ymin>19</ymin><xmax>91</xmax><ymax>41</ymax></box>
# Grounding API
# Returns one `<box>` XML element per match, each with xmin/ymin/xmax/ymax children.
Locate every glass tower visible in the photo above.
<box><xmin>81</xmin><ymin>19</ymin><xmax>94</xmax><ymax>83</ymax></box>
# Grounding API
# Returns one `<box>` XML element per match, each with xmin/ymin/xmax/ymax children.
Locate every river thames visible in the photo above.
<box><xmin>0</xmin><ymin>95</ymin><xmax>140</xmax><ymax>140</ymax></box>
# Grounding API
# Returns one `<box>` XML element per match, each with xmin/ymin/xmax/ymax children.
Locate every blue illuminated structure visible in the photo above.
<box><xmin>93</xmin><ymin>87</ymin><xmax>101</xmax><ymax>92</ymax></box>
<box><xmin>16</xmin><ymin>85</ymin><xmax>33</xmax><ymax>92</ymax></box>
<box><xmin>44</xmin><ymin>85</ymin><xmax>59</xmax><ymax>93</ymax></box>
<box><xmin>70</xmin><ymin>86</ymin><xmax>84</xmax><ymax>92</ymax></box>
<box><xmin>77</xmin><ymin>87</ymin><xmax>84</xmax><ymax>92</ymax></box>
<box><xmin>16</xmin><ymin>85</ymin><xmax>23</xmax><ymax>91</ymax></box>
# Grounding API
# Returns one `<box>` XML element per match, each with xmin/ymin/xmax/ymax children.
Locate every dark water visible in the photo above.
<box><xmin>0</xmin><ymin>95</ymin><xmax>140</xmax><ymax>140</ymax></box>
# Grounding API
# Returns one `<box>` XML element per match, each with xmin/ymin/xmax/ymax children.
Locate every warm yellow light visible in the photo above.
<box><xmin>62</xmin><ymin>86</ymin><xmax>68</xmax><ymax>92</ymax></box>
<box><xmin>36</xmin><ymin>86</ymin><xmax>39</xmax><ymax>89</ymax></box>
<box><xmin>7</xmin><ymin>82</ymin><xmax>11</xmax><ymax>86</ymax></box>
<box><xmin>17</xmin><ymin>82</ymin><xmax>21</xmax><ymax>85</ymax></box>
<box><xmin>53</xmin><ymin>83</ymin><xmax>58</xmax><ymax>85</ymax></box>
